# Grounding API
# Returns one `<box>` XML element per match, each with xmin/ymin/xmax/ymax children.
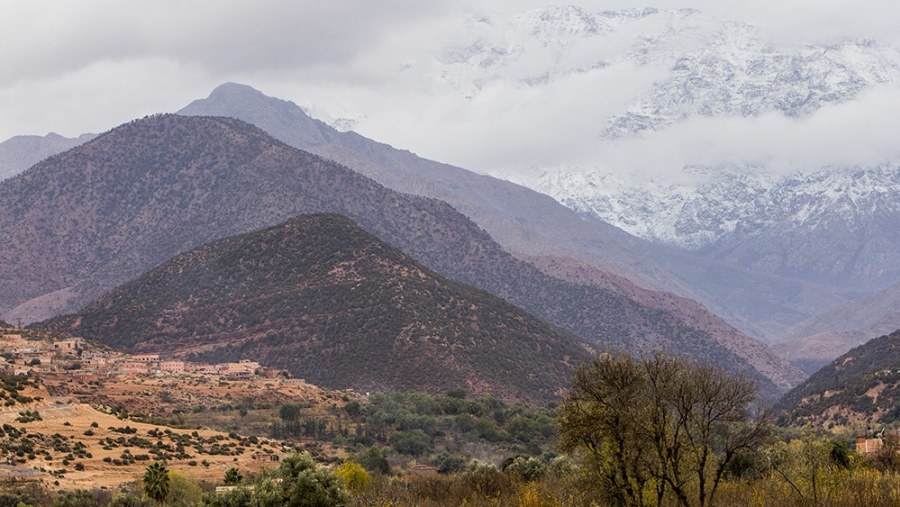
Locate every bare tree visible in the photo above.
<box><xmin>560</xmin><ymin>351</ymin><xmax>771</xmax><ymax>507</ymax></box>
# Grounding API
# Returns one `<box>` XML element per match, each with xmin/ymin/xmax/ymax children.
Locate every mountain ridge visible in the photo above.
<box><xmin>777</xmin><ymin>330</ymin><xmax>900</xmax><ymax>427</ymax></box>
<box><xmin>178</xmin><ymin>82</ymin><xmax>802</xmax><ymax>388</ymax></box>
<box><xmin>40</xmin><ymin>214</ymin><xmax>592</xmax><ymax>402</ymax></box>
<box><xmin>779</xmin><ymin>280</ymin><xmax>900</xmax><ymax>373</ymax></box>
<box><xmin>0</xmin><ymin>114</ymin><xmax>788</xmax><ymax>393</ymax></box>
<box><xmin>0</xmin><ymin>132</ymin><xmax>96</xmax><ymax>181</ymax></box>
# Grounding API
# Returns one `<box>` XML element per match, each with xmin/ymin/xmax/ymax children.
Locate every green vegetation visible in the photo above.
<box><xmin>0</xmin><ymin>372</ymin><xmax>38</xmax><ymax>406</ymax></box>
<box><xmin>264</xmin><ymin>390</ymin><xmax>559</xmax><ymax>472</ymax></box>
<box><xmin>206</xmin><ymin>453</ymin><xmax>349</xmax><ymax>507</ymax></box>
<box><xmin>142</xmin><ymin>461</ymin><xmax>169</xmax><ymax>504</ymax></box>
<box><xmin>17</xmin><ymin>410</ymin><xmax>43</xmax><ymax>423</ymax></box>
<box><xmin>560</xmin><ymin>351</ymin><xmax>769</xmax><ymax>507</ymax></box>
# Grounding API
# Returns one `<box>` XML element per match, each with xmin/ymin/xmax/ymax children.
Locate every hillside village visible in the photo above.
<box><xmin>2</xmin><ymin>331</ymin><xmax>270</xmax><ymax>381</ymax></box>
<box><xmin>0</xmin><ymin>325</ymin><xmax>361</xmax><ymax>492</ymax></box>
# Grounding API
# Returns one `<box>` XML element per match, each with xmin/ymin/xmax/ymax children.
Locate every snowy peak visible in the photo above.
<box><xmin>430</xmin><ymin>6</ymin><xmax>900</xmax><ymax>139</ymax></box>
<box><xmin>512</xmin><ymin>5</ymin><xmax>601</xmax><ymax>45</ymax></box>
<box><xmin>606</xmin><ymin>33</ymin><xmax>900</xmax><ymax>137</ymax></box>
<box><xmin>535</xmin><ymin>166</ymin><xmax>900</xmax><ymax>250</ymax></box>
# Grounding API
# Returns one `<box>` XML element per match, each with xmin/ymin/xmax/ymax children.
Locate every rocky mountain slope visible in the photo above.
<box><xmin>472</xmin><ymin>6</ymin><xmax>900</xmax><ymax>345</ymax></box>
<box><xmin>0</xmin><ymin>114</ymin><xmax>789</xmax><ymax>392</ymax></box>
<box><xmin>777</xmin><ymin>330</ymin><xmax>900</xmax><ymax>427</ymax></box>
<box><xmin>41</xmin><ymin>214</ymin><xmax>592</xmax><ymax>401</ymax></box>
<box><xmin>178</xmin><ymin>83</ymin><xmax>657</xmax><ymax>288</ymax></box>
<box><xmin>539</xmin><ymin>164</ymin><xmax>900</xmax><ymax>348</ymax></box>
<box><xmin>779</xmin><ymin>280</ymin><xmax>900</xmax><ymax>374</ymax></box>
<box><xmin>178</xmin><ymin>83</ymin><xmax>803</xmax><ymax>387</ymax></box>
<box><xmin>524</xmin><ymin>255</ymin><xmax>804</xmax><ymax>388</ymax></box>
<box><xmin>0</xmin><ymin>132</ymin><xmax>95</xmax><ymax>181</ymax></box>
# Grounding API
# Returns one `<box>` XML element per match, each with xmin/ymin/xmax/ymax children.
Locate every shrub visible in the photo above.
<box><xmin>389</xmin><ymin>429</ymin><xmax>431</xmax><ymax>456</ymax></box>
<box><xmin>334</xmin><ymin>461</ymin><xmax>371</xmax><ymax>492</ymax></box>
<box><xmin>433</xmin><ymin>452</ymin><xmax>466</xmax><ymax>474</ymax></box>
<box><xmin>355</xmin><ymin>446</ymin><xmax>391</xmax><ymax>475</ymax></box>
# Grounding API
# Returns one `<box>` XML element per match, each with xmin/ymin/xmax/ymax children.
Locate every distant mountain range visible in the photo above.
<box><xmin>3</xmin><ymin>4</ymin><xmax>895</xmax><ymax>399</ymax></box>
<box><xmin>0</xmin><ymin>132</ymin><xmax>95</xmax><ymax>181</ymax></box>
<box><xmin>4</xmin><ymin>8</ymin><xmax>899</xmax><ymax>373</ymax></box>
<box><xmin>778</xmin><ymin>280</ymin><xmax>900</xmax><ymax>373</ymax></box>
<box><xmin>0</xmin><ymin>114</ymin><xmax>794</xmax><ymax>394</ymax></box>
<box><xmin>41</xmin><ymin>214</ymin><xmax>591</xmax><ymax>401</ymax></box>
<box><xmin>177</xmin><ymin>83</ymin><xmax>803</xmax><ymax>390</ymax></box>
<box><xmin>777</xmin><ymin>330</ymin><xmax>900</xmax><ymax>427</ymax></box>
<box><xmin>177</xmin><ymin>83</ymin><xmax>897</xmax><ymax>366</ymax></box>
<box><xmin>539</xmin><ymin>164</ymin><xmax>900</xmax><ymax>353</ymax></box>
<box><xmin>470</xmin><ymin>7</ymin><xmax>900</xmax><ymax>365</ymax></box>
<box><xmin>537</xmin><ymin>167</ymin><xmax>900</xmax><ymax>293</ymax></box>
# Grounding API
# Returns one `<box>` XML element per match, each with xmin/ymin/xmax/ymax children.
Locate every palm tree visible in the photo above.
<box><xmin>143</xmin><ymin>461</ymin><xmax>170</xmax><ymax>505</ymax></box>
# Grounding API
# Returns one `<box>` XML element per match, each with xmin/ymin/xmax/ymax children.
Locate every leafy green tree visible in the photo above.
<box><xmin>109</xmin><ymin>493</ymin><xmax>154</xmax><ymax>507</ymax></box>
<box><xmin>389</xmin><ymin>429</ymin><xmax>432</xmax><ymax>456</ymax></box>
<box><xmin>503</xmin><ymin>455</ymin><xmax>547</xmax><ymax>482</ymax></box>
<box><xmin>343</xmin><ymin>400</ymin><xmax>361</xmax><ymax>417</ymax></box>
<box><xmin>202</xmin><ymin>487</ymin><xmax>253</xmax><ymax>507</ymax></box>
<box><xmin>433</xmin><ymin>451</ymin><xmax>466</xmax><ymax>474</ymax></box>
<box><xmin>203</xmin><ymin>453</ymin><xmax>349</xmax><ymax>506</ymax></box>
<box><xmin>279</xmin><ymin>403</ymin><xmax>301</xmax><ymax>422</ymax></box>
<box><xmin>53</xmin><ymin>490</ymin><xmax>110</xmax><ymax>507</ymax></box>
<box><xmin>829</xmin><ymin>440</ymin><xmax>851</xmax><ymax>470</ymax></box>
<box><xmin>355</xmin><ymin>446</ymin><xmax>391</xmax><ymax>475</ymax></box>
<box><xmin>223</xmin><ymin>467</ymin><xmax>243</xmax><ymax>486</ymax></box>
<box><xmin>143</xmin><ymin>461</ymin><xmax>170</xmax><ymax>505</ymax></box>
<box><xmin>277</xmin><ymin>453</ymin><xmax>349</xmax><ymax>506</ymax></box>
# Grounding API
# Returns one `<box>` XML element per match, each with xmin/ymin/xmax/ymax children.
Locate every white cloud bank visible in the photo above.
<box><xmin>1</xmin><ymin>0</ymin><xmax>900</xmax><ymax>183</ymax></box>
<box><xmin>592</xmin><ymin>85</ymin><xmax>900</xmax><ymax>182</ymax></box>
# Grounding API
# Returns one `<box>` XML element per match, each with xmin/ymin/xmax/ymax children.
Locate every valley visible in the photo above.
<box><xmin>2</xmin><ymin>2</ymin><xmax>900</xmax><ymax>504</ymax></box>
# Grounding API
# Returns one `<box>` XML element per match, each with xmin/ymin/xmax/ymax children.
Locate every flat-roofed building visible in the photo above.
<box><xmin>160</xmin><ymin>361</ymin><xmax>186</xmax><ymax>373</ymax></box>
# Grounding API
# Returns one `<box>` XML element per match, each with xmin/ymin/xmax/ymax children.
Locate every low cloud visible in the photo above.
<box><xmin>594</xmin><ymin>85</ymin><xmax>900</xmax><ymax>182</ymax></box>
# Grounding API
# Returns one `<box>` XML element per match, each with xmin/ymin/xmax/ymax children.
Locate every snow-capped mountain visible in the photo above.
<box><xmin>468</xmin><ymin>5</ymin><xmax>900</xmax><ymax>311</ymax></box>
<box><xmin>537</xmin><ymin>166</ymin><xmax>900</xmax><ymax>290</ymax></box>
<box><xmin>432</xmin><ymin>6</ymin><xmax>900</xmax><ymax>137</ymax></box>
<box><xmin>536</xmin><ymin>166</ymin><xmax>900</xmax><ymax>250</ymax></box>
<box><xmin>533</xmin><ymin>168</ymin><xmax>774</xmax><ymax>249</ymax></box>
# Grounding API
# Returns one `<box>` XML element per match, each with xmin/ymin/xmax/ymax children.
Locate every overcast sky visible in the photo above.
<box><xmin>2</xmin><ymin>0</ymin><xmax>900</xmax><ymax>182</ymax></box>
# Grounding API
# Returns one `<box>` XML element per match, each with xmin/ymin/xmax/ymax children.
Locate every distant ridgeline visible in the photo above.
<box><xmin>0</xmin><ymin>114</ymin><xmax>784</xmax><ymax>397</ymax></box>
<box><xmin>38</xmin><ymin>214</ymin><xmax>593</xmax><ymax>402</ymax></box>
<box><xmin>777</xmin><ymin>330</ymin><xmax>900</xmax><ymax>427</ymax></box>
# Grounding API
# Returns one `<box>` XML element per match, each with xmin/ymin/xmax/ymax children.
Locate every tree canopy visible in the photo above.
<box><xmin>559</xmin><ymin>351</ymin><xmax>770</xmax><ymax>507</ymax></box>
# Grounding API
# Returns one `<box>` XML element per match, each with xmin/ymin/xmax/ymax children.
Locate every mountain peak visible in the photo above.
<box><xmin>39</xmin><ymin>212</ymin><xmax>591</xmax><ymax>402</ymax></box>
<box><xmin>179</xmin><ymin>84</ymin><xmax>331</xmax><ymax>147</ymax></box>
<box><xmin>208</xmin><ymin>82</ymin><xmax>266</xmax><ymax>99</ymax></box>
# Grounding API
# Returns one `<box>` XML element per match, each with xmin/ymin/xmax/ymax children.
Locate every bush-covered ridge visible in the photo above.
<box><xmin>43</xmin><ymin>214</ymin><xmax>591</xmax><ymax>401</ymax></box>
<box><xmin>778</xmin><ymin>330</ymin><xmax>900</xmax><ymax>426</ymax></box>
<box><xmin>1</xmin><ymin>114</ymin><xmax>776</xmax><ymax>391</ymax></box>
